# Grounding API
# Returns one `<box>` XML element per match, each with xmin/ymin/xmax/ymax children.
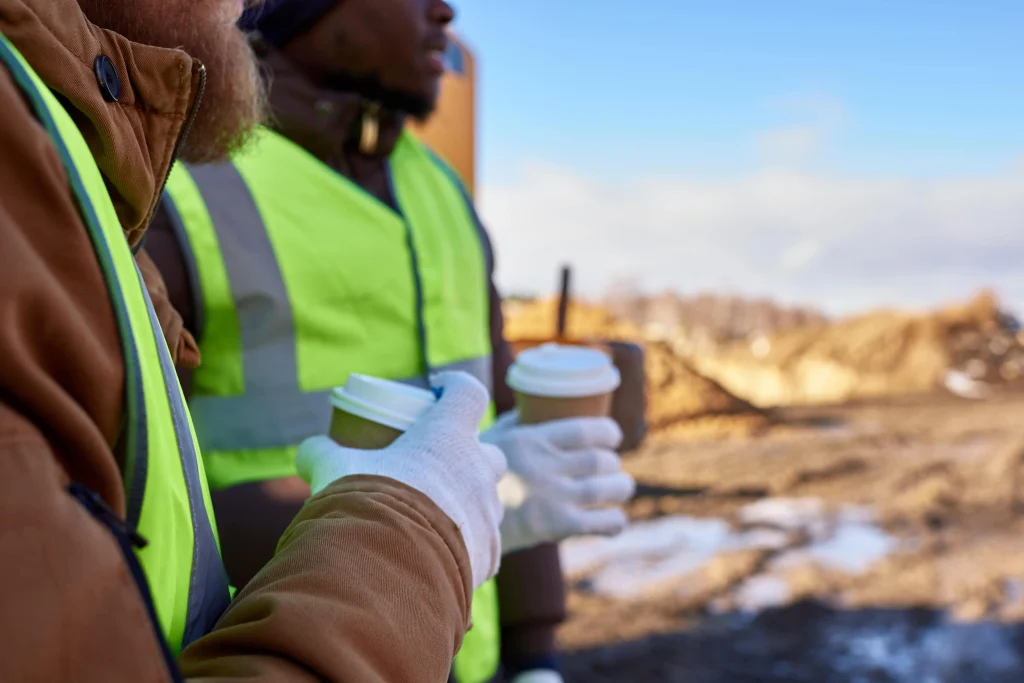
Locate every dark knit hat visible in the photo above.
<box><xmin>239</xmin><ymin>0</ymin><xmax>342</xmax><ymax>47</ymax></box>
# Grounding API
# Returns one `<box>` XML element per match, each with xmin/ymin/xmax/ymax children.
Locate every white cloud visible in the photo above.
<box><xmin>779</xmin><ymin>239</ymin><xmax>822</xmax><ymax>271</ymax></box>
<box><xmin>478</xmin><ymin>162</ymin><xmax>1024</xmax><ymax>316</ymax></box>
<box><xmin>755</xmin><ymin>94</ymin><xmax>848</xmax><ymax>164</ymax></box>
<box><xmin>757</xmin><ymin>125</ymin><xmax>828</xmax><ymax>161</ymax></box>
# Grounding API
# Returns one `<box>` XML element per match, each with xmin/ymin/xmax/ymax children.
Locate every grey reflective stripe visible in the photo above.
<box><xmin>181</xmin><ymin>160</ymin><xmax>320</xmax><ymax>454</ymax></box>
<box><xmin>184</xmin><ymin>162</ymin><xmax>299</xmax><ymax>394</ymax></box>
<box><xmin>190</xmin><ymin>389</ymin><xmax>332</xmax><ymax>452</ymax></box>
<box><xmin>136</xmin><ymin>264</ymin><xmax>231</xmax><ymax>647</ymax></box>
<box><xmin>182</xmin><ymin>153</ymin><xmax>492</xmax><ymax>453</ymax></box>
<box><xmin>193</xmin><ymin>355</ymin><xmax>492</xmax><ymax>451</ymax></box>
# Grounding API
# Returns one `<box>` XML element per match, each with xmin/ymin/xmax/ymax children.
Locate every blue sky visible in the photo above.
<box><xmin>451</xmin><ymin>2</ymin><xmax>1024</xmax><ymax>313</ymax></box>
<box><xmin>457</xmin><ymin>1</ymin><xmax>1024</xmax><ymax>182</ymax></box>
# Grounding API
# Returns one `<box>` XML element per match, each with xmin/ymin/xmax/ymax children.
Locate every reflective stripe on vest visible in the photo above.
<box><xmin>163</xmin><ymin>127</ymin><xmax>493</xmax><ymax>487</ymax></box>
<box><xmin>163</xmin><ymin>126</ymin><xmax>499</xmax><ymax>682</ymax></box>
<box><xmin>0</xmin><ymin>36</ymin><xmax>230</xmax><ymax>654</ymax></box>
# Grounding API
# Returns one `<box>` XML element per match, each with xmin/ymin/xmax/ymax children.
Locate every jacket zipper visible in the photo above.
<box><xmin>68</xmin><ymin>483</ymin><xmax>184</xmax><ymax>683</ymax></box>
<box><xmin>153</xmin><ymin>64</ymin><xmax>207</xmax><ymax>207</ymax></box>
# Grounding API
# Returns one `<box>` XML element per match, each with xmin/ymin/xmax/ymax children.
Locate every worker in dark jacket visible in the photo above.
<box><xmin>144</xmin><ymin>1</ymin><xmax>636</xmax><ymax>681</ymax></box>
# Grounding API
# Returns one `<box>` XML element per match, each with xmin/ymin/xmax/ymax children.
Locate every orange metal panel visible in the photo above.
<box><xmin>409</xmin><ymin>33</ymin><xmax>476</xmax><ymax>194</ymax></box>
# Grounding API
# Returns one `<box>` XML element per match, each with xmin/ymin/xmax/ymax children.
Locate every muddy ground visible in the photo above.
<box><xmin>558</xmin><ymin>390</ymin><xmax>1024</xmax><ymax>682</ymax></box>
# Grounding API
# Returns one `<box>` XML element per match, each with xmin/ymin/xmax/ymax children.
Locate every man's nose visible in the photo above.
<box><xmin>429</xmin><ymin>0</ymin><xmax>455</xmax><ymax>26</ymax></box>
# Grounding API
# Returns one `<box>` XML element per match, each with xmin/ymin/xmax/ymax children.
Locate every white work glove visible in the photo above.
<box><xmin>482</xmin><ymin>411</ymin><xmax>635</xmax><ymax>555</ymax></box>
<box><xmin>296</xmin><ymin>372</ymin><xmax>507</xmax><ymax>589</ymax></box>
<box><xmin>510</xmin><ymin>670</ymin><xmax>564</xmax><ymax>683</ymax></box>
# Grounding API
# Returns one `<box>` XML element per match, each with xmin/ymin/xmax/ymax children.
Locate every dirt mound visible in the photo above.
<box><xmin>940</xmin><ymin>290</ymin><xmax>1024</xmax><ymax>385</ymax></box>
<box><xmin>503</xmin><ymin>291</ymin><xmax>1024</xmax><ymax>420</ymax></box>
<box><xmin>689</xmin><ymin>312</ymin><xmax>946</xmax><ymax>407</ymax></box>
<box><xmin>690</xmin><ymin>291</ymin><xmax>1024</xmax><ymax>408</ymax></box>
<box><xmin>644</xmin><ymin>342</ymin><xmax>770</xmax><ymax>436</ymax></box>
<box><xmin>503</xmin><ymin>298</ymin><xmax>769</xmax><ymax>436</ymax></box>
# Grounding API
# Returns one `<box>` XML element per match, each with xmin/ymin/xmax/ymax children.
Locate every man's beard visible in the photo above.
<box><xmin>328</xmin><ymin>72</ymin><xmax>437</xmax><ymax>121</ymax></box>
<box><xmin>77</xmin><ymin>0</ymin><xmax>266</xmax><ymax>163</ymax></box>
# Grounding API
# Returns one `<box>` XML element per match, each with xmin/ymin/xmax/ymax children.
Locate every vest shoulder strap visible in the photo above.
<box><xmin>0</xmin><ymin>34</ymin><xmax>229</xmax><ymax>653</ymax></box>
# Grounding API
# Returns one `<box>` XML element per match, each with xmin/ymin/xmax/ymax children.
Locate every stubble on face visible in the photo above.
<box><xmin>79</xmin><ymin>0</ymin><xmax>266</xmax><ymax>163</ymax></box>
<box><xmin>284</xmin><ymin>0</ymin><xmax>444</xmax><ymax>121</ymax></box>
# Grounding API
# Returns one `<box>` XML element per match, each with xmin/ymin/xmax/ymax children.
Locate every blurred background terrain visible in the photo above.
<box><xmin>505</xmin><ymin>293</ymin><xmax>1024</xmax><ymax>682</ymax></box>
<box><xmin>429</xmin><ymin>2</ymin><xmax>1024</xmax><ymax>679</ymax></box>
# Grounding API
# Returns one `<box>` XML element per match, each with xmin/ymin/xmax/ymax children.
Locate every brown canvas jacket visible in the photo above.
<box><xmin>0</xmin><ymin>1</ymin><xmax>472</xmax><ymax>680</ymax></box>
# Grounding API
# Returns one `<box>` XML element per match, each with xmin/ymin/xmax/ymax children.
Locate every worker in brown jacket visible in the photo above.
<box><xmin>0</xmin><ymin>0</ymin><xmax>510</xmax><ymax>680</ymax></box>
<box><xmin>143</xmin><ymin>1</ymin><xmax>636</xmax><ymax>681</ymax></box>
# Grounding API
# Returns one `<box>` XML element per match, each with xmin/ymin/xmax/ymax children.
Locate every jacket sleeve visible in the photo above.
<box><xmin>0</xmin><ymin>65</ymin><xmax>181</xmax><ymax>683</ymax></box>
<box><xmin>180</xmin><ymin>477</ymin><xmax>472</xmax><ymax>682</ymax></box>
<box><xmin>0</xmin><ymin>67</ymin><xmax>472</xmax><ymax>683</ymax></box>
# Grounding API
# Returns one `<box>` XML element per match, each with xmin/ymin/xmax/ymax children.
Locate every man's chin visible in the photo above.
<box><xmin>177</xmin><ymin>31</ymin><xmax>267</xmax><ymax>164</ymax></box>
<box><xmin>330</xmin><ymin>72</ymin><xmax>436</xmax><ymax>120</ymax></box>
<box><xmin>379</xmin><ymin>87</ymin><xmax>436</xmax><ymax>121</ymax></box>
<box><xmin>406</xmin><ymin>101</ymin><xmax>437</xmax><ymax>124</ymax></box>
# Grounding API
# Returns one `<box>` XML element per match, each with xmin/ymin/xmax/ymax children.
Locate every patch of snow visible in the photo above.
<box><xmin>559</xmin><ymin>516</ymin><xmax>731</xmax><ymax>577</ymax></box>
<box><xmin>733</xmin><ymin>575</ymin><xmax>791</xmax><ymax>612</ymax></box>
<box><xmin>773</xmin><ymin>519</ymin><xmax>898</xmax><ymax>574</ymax></box>
<box><xmin>834</xmin><ymin>505</ymin><xmax>877</xmax><ymax>526</ymax></box>
<box><xmin>561</xmin><ymin>515</ymin><xmax>793</xmax><ymax>600</ymax></box>
<box><xmin>740</xmin><ymin>497</ymin><xmax>826</xmax><ymax>531</ymax></box>
<box><xmin>808</xmin><ymin>521</ymin><xmax>897</xmax><ymax>573</ymax></box>
<box><xmin>589</xmin><ymin>545</ymin><xmax>723</xmax><ymax>599</ymax></box>
<box><xmin>944</xmin><ymin>369</ymin><xmax>990</xmax><ymax>400</ymax></box>
<box><xmin>732</xmin><ymin>528</ymin><xmax>791</xmax><ymax>552</ymax></box>
<box><xmin>562</xmin><ymin>501</ymin><xmax>900</xmax><ymax>604</ymax></box>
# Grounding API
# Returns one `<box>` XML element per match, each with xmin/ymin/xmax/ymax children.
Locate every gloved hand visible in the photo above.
<box><xmin>482</xmin><ymin>411</ymin><xmax>635</xmax><ymax>555</ymax></box>
<box><xmin>509</xmin><ymin>670</ymin><xmax>564</xmax><ymax>683</ymax></box>
<box><xmin>296</xmin><ymin>372</ymin><xmax>508</xmax><ymax>589</ymax></box>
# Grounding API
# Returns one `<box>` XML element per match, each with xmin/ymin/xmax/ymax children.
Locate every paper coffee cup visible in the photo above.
<box><xmin>329</xmin><ymin>374</ymin><xmax>437</xmax><ymax>449</ymax></box>
<box><xmin>506</xmin><ymin>343</ymin><xmax>621</xmax><ymax>424</ymax></box>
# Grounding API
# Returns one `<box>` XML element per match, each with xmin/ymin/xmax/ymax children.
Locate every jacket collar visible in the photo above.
<box><xmin>0</xmin><ymin>0</ymin><xmax>203</xmax><ymax>243</ymax></box>
<box><xmin>259</xmin><ymin>44</ymin><xmax>406</xmax><ymax>170</ymax></box>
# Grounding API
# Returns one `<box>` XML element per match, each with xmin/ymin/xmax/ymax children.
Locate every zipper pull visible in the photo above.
<box><xmin>68</xmin><ymin>482</ymin><xmax>149</xmax><ymax>549</ymax></box>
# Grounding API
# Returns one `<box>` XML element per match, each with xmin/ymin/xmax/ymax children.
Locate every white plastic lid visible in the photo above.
<box><xmin>329</xmin><ymin>374</ymin><xmax>437</xmax><ymax>432</ymax></box>
<box><xmin>506</xmin><ymin>343</ymin><xmax>621</xmax><ymax>398</ymax></box>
